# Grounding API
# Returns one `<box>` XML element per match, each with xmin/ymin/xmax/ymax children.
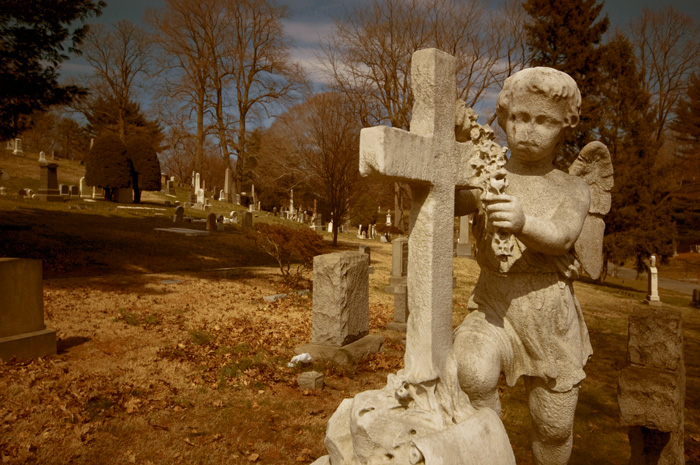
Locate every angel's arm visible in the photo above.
<box><xmin>455</xmin><ymin>188</ymin><xmax>480</xmax><ymax>216</ymax></box>
<box><xmin>518</xmin><ymin>182</ymin><xmax>590</xmax><ymax>255</ymax></box>
<box><xmin>487</xmin><ymin>177</ymin><xmax>590</xmax><ymax>255</ymax></box>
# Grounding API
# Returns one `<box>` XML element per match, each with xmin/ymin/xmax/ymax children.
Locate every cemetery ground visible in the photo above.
<box><xmin>1</xmin><ymin>153</ymin><xmax>700</xmax><ymax>464</ymax></box>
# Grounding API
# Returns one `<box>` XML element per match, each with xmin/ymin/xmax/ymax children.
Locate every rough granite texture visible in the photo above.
<box><xmin>627</xmin><ymin>306</ymin><xmax>683</xmax><ymax>372</ymax></box>
<box><xmin>311</xmin><ymin>252</ymin><xmax>369</xmax><ymax>347</ymax></box>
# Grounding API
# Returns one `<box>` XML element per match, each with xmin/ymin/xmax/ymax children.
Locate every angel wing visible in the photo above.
<box><xmin>568</xmin><ymin>141</ymin><xmax>614</xmax><ymax>280</ymax></box>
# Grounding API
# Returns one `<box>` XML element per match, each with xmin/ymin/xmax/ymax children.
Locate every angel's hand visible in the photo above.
<box><xmin>484</xmin><ymin>193</ymin><xmax>525</xmax><ymax>234</ymax></box>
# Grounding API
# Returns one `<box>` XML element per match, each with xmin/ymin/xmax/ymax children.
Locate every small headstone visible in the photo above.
<box><xmin>115</xmin><ymin>188</ymin><xmax>132</xmax><ymax>204</ymax></box>
<box><xmin>165</xmin><ymin>180</ymin><xmax>175</xmax><ymax>195</ymax></box>
<box><xmin>12</xmin><ymin>138</ymin><xmax>23</xmax><ymax>156</ymax></box>
<box><xmin>298</xmin><ymin>371</ymin><xmax>324</xmax><ymax>390</ymax></box>
<box><xmin>38</xmin><ymin>151</ymin><xmax>46</xmax><ymax>162</ymax></box>
<box><xmin>206</xmin><ymin>212</ymin><xmax>217</xmax><ymax>231</ymax></box>
<box><xmin>235</xmin><ymin>194</ymin><xmax>241</xmax><ymax>205</ymax></box>
<box><xmin>0</xmin><ymin>258</ymin><xmax>57</xmax><ymax>360</ymax></box>
<box><xmin>24</xmin><ymin>188</ymin><xmax>33</xmax><ymax>198</ymax></box>
<box><xmin>0</xmin><ymin>187</ymin><xmax>6</xmax><ymax>196</ymax></box>
<box><xmin>456</xmin><ymin>215</ymin><xmax>473</xmax><ymax>257</ymax></box>
<box><xmin>37</xmin><ymin>162</ymin><xmax>62</xmax><ymax>201</ymax></box>
<box><xmin>187</xmin><ymin>191</ymin><xmax>196</xmax><ymax>204</ymax></box>
<box><xmin>161</xmin><ymin>173</ymin><xmax>167</xmax><ymax>186</ymax></box>
<box><xmin>69</xmin><ymin>185</ymin><xmax>79</xmax><ymax>197</ymax></box>
<box><xmin>218</xmin><ymin>189</ymin><xmax>225</xmax><ymax>201</ymax></box>
<box><xmin>79</xmin><ymin>177</ymin><xmax>91</xmax><ymax>198</ymax></box>
<box><xmin>242</xmin><ymin>211</ymin><xmax>253</xmax><ymax>229</ymax></box>
<box><xmin>216</xmin><ymin>214</ymin><xmax>224</xmax><ymax>232</ymax></box>
<box><xmin>59</xmin><ymin>184</ymin><xmax>69</xmax><ymax>196</ymax></box>
<box><xmin>173</xmin><ymin>206</ymin><xmax>184</xmax><ymax>223</ymax></box>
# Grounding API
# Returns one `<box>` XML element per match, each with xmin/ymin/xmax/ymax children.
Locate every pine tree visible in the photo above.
<box><xmin>523</xmin><ymin>0</ymin><xmax>609</xmax><ymax>165</ymax></box>
<box><xmin>85</xmin><ymin>134</ymin><xmax>130</xmax><ymax>201</ymax></box>
<box><xmin>669</xmin><ymin>73</ymin><xmax>700</xmax><ymax>250</ymax></box>
<box><xmin>125</xmin><ymin>137</ymin><xmax>162</xmax><ymax>204</ymax></box>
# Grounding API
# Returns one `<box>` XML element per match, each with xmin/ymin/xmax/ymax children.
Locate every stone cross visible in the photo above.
<box><xmin>360</xmin><ymin>48</ymin><xmax>478</xmax><ymax>382</ymax></box>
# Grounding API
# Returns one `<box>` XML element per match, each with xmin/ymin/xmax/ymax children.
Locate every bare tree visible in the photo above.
<box><xmin>630</xmin><ymin>7</ymin><xmax>700</xmax><ymax>143</ymax></box>
<box><xmin>219</xmin><ymin>0</ymin><xmax>308</xmax><ymax>192</ymax></box>
<box><xmin>83</xmin><ymin>20</ymin><xmax>151</xmax><ymax>142</ymax></box>
<box><xmin>148</xmin><ymin>0</ymin><xmax>220</xmax><ymax>175</ymax></box>
<box><xmin>320</xmin><ymin>0</ymin><xmax>524</xmax><ymax>230</ymax></box>
<box><xmin>256</xmin><ymin>93</ymin><xmax>365</xmax><ymax>245</ymax></box>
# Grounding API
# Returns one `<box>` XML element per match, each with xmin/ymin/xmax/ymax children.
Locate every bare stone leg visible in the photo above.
<box><xmin>525</xmin><ymin>377</ymin><xmax>579</xmax><ymax>465</ymax></box>
<box><xmin>454</xmin><ymin>329</ymin><xmax>502</xmax><ymax>414</ymax></box>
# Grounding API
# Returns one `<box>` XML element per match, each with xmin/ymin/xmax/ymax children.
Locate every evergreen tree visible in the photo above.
<box><xmin>85</xmin><ymin>134</ymin><xmax>130</xmax><ymax>201</ymax></box>
<box><xmin>598</xmin><ymin>34</ymin><xmax>676</xmax><ymax>274</ymax></box>
<box><xmin>0</xmin><ymin>0</ymin><xmax>104</xmax><ymax>139</ymax></box>
<box><xmin>669</xmin><ymin>73</ymin><xmax>700</xmax><ymax>250</ymax></box>
<box><xmin>523</xmin><ymin>0</ymin><xmax>609</xmax><ymax>166</ymax></box>
<box><xmin>83</xmin><ymin>96</ymin><xmax>163</xmax><ymax>145</ymax></box>
<box><xmin>125</xmin><ymin>137</ymin><xmax>162</xmax><ymax>204</ymax></box>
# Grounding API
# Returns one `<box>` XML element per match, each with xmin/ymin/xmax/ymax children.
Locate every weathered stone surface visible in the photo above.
<box><xmin>298</xmin><ymin>371</ymin><xmax>324</xmax><ymax>390</ymax></box>
<box><xmin>242</xmin><ymin>211</ymin><xmax>253</xmax><ymax>229</ymax></box>
<box><xmin>0</xmin><ymin>258</ymin><xmax>56</xmax><ymax>361</ymax></box>
<box><xmin>37</xmin><ymin>162</ymin><xmax>62</xmax><ymax>202</ymax></box>
<box><xmin>627</xmin><ymin>306</ymin><xmax>683</xmax><ymax>372</ymax></box>
<box><xmin>618</xmin><ymin>365</ymin><xmax>685</xmax><ymax>432</ymax></box>
<box><xmin>311</xmin><ymin>252</ymin><xmax>369</xmax><ymax>347</ymax></box>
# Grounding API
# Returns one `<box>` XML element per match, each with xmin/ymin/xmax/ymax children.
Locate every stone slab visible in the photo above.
<box><xmin>0</xmin><ymin>328</ymin><xmax>56</xmax><ymax>361</ymax></box>
<box><xmin>627</xmin><ymin>306</ymin><xmax>683</xmax><ymax>372</ymax></box>
<box><xmin>153</xmin><ymin>228</ymin><xmax>210</xmax><ymax>237</ymax></box>
<box><xmin>296</xmin><ymin>334</ymin><xmax>383</xmax><ymax>365</ymax></box>
<box><xmin>385</xmin><ymin>322</ymin><xmax>407</xmax><ymax>332</ymax></box>
<box><xmin>618</xmin><ymin>364</ymin><xmax>685</xmax><ymax>432</ymax></box>
<box><xmin>264</xmin><ymin>293</ymin><xmax>288</xmax><ymax>302</ymax></box>
<box><xmin>0</xmin><ymin>258</ymin><xmax>45</xmax><ymax>338</ymax></box>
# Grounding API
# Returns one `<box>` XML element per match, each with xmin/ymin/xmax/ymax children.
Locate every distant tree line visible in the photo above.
<box><xmin>2</xmin><ymin>0</ymin><xmax>699</xmax><ymax>267</ymax></box>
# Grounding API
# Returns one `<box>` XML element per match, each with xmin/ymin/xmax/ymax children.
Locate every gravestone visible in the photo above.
<box><xmin>385</xmin><ymin>237</ymin><xmax>409</xmax><ymax>332</ymax></box>
<box><xmin>115</xmin><ymin>187</ymin><xmax>132</xmax><ymax>204</ymax></box>
<box><xmin>92</xmin><ymin>186</ymin><xmax>104</xmax><ymax>200</ymax></box>
<box><xmin>79</xmin><ymin>177</ymin><xmax>91</xmax><ymax>198</ymax></box>
<box><xmin>206</xmin><ymin>212</ymin><xmax>217</xmax><ymax>232</ymax></box>
<box><xmin>161</xmin><ymin>173</ymin><xmax>167</xmax><ymax>186</ymax></box>
<box><xmin>69</xmin><ymin>185</ymin><xmax>79</xmax><ymax>197</ymax></box>
<box><xmin>618</xmin><ymin>306</ymin><xmax>685</xmax><ymax>464</ymax></box>
<box><xmin>218</xmin><ymin>189</ymin><xmax>225</xmax><ymax>201</ymax></box>
<box><xmin>296</xmin><ymin>252</ymin><xmax>382</xmax><ymax>365</ymax></box>
<box><xmin>358</xmin><ymin>245</ymin><xmax>374</xmax><ymax>274</ymax></box>
<box><xmin>315</xmin><ymin>49</ymin><xmax>513</xmax><ymax>465</ymax></box>
<box><xmin>59</xmin><ymin>184</ymin><xmax>69</xmax><ymax>196</ymax></box>
<box><xmin>38</xmin><ymin>151</ymin><xmax>46</xmax><ymax>162</ymax></box>
<box><xmin>36</xmin><ymin>162</ymin><xmax>62</xmax><ymax>202</ymax></box>
<box><xmin>644</xmin><ymin>255</ymin><xmax>662</xmax><ymax>306</ymax></box>
<box><xmin>230</xmin><ymin>211</ymin><xmax>239</xmax><ymax>224</ymax></box>
<box><xmin>165</xmin><ymin>180</ymin><xmax>175</xmax><ymax>195</ymax></box>
<box><xmin>242</xmin><ymin>211</ymin><xmax>253</xmax><ymax>229</ymax></box>
<box><xmin>0</xmin><ymin>258</ymin><xmax>57</xmax><ymax>360</ymax></box>
<box><xmin>216</xmin><ymin>214</ymin><xmax>224</xmax><ymax>232</ymax></box>
<box><xmin>455</xmin><ymin>215</ymin><xmax>472</xmax><ymax>257</ymax></box>
<box><xmin>0</xmin><ymin>187</ymin><xmax>6</xmax><ymax>196</ymax></box>
<box><xmin>12</xmin><ymin>138</ymin><xmax>23</xmax><ymax>156</ymax></box>
<box><xmin>173</xmin><ymin>206</ymin><xmax>184</xmax><ymax>223</ymax></box>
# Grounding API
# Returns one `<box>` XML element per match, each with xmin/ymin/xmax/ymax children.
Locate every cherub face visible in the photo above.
<box><xmin>505</xmin><ymin>92</ymin><xmax>568</xmax><ymax>164</ymax></box>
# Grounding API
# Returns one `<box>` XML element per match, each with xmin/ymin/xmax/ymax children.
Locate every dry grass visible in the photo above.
<box><xmin>1</xmin><ymin>150</ymin><xmax>699</xmax><ymax>464</ymax></box>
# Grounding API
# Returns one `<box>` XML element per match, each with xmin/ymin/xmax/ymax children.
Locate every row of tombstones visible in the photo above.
<box><xmin>15</xmin><ymin>183</ymin><xmax>104</xmax><ymax>199</ymax></box>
